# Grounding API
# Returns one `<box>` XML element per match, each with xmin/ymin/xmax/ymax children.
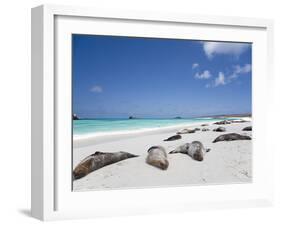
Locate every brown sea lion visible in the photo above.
<box><xmin>202</xmin><ymin>128</ymin><xmax>210</xmax><ymax>132</ymax></box>
<box><xmin>176</xmin><ymin>129</ymin><xmax>196</xmax><ymax>134</ymax></box>
<box><xmin>213</xmin><ymin>133</ymin><xmax>251</xmax><ymax>143</ymax></box>
<box><xmin>73</xmin><ymin>151</ymin><xmax>138</xmax><ymax>180</ymax></box>
<box><xmin>230</xmin><ymin>119</ymin><xmax>248</xmax><ymax>123</ymax></box>
<box><xmin>146</xmin><ymin>146</ymin><xmax>169</xmax><ymax>170</ymax></box>
<box><xmin>242</xmin><ymin>126</ymin><xmax>252</xmax><ymax>131</ymax></box>
<box><xmin>214</xmin><ymin>120</ymin><xmax>231</xmax><ymax>125</ymax></box>
<box><xmin>213</xmin><ymin>127</ymin><xmax>226</xmax><ymax>132</ymax></box>
<box><xmin>169</xmin><ymin>141</ymin><xmax>210</xmax><ymax>161</ymax></box>
<box><xmin>164</xmin><ymin>134</ymin><xmax>182</xmax><ymax>141</ymax></box>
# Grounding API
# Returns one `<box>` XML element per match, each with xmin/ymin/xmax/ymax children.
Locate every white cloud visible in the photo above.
<box><xmin>90</xmin><ymin>85</ymin><xmax>103</xmax><ymax>93</ymax></box>
<box><xmin>234</xmin><ymin>64</ymin><xmax>251</xmax><ymax>74</ymax></box>
<box><xmin>194</xmin><ymin>70</ymin><xmax>212</xmax><ymax>79</ymax></box>
<box><xmin>229</xmin><ymin>64</ymin><xmax>252</xmax><ymax>79</ymax></box>
<box><xmin>207</xmin><ymin>64</ymin><xmax>251</xmax><ymax>88</ymax></box>
<box><xmin>192</xmin><ymin>63</ymin><xmax>199</xmax><ymax>69</ymax></box>
<box><xmin>203</xmin><ymin>42</ymin><xmax>250</xmax><ymax>59</ymax></box>
<box><xmin>214</xmin><ymin>72</ymin><xmax>226</xmax><ymax>87</ymax></box>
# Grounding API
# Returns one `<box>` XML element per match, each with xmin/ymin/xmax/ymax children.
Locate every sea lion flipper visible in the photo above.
<box><xmin>169</xmin><ymin>150</ymin><xmax>188</xmax><ymax>154</ymax></box>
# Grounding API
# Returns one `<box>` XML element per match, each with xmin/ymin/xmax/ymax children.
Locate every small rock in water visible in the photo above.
<box><xmin>213</xmin><ymin>133</ymin><xmax>251</xmax><ymax>143</ymax></box>
<box><xmin>73</xmin><ymin>114</ymin><xmax>79</xmax><ymax>120</ymax></box>
<box><xmin>242</xmin><ymin>126</ymin><xmax>252</xmax><ymax>131</ymax></box>
<box><xmin>164</xmin><ymin>134</ymin><xmax>182</xmax><ymax>141</ymax></box>
<box><xmin>213</xmin><ymin>127</ymin><xmax>226</xmax><ymax>132</ymax></box>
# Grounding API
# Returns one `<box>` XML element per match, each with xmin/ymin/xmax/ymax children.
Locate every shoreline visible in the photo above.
<box><xmin>73</xmin><ymin>117</ymin><xmax>251</xmax><ymax>148</ymax></box>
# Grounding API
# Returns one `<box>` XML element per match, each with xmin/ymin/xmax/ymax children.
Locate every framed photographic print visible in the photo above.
<box><xmin>31</xmin><ymin>4</ymin><xmax>274</xmax><ymax>220</ymax></box>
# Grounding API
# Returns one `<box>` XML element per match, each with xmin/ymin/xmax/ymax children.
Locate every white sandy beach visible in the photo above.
<box><xmin>73</xmin><ymin>119</ymin><xmax>252</xmax><ymax>191</ymax></box>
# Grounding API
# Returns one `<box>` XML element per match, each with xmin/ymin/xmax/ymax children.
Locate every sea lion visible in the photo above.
<box><xmin>73</xmin><ymin>151</ymin><xmax>138</xmax><ymax>180</ymax></box>
<box><xmin>195</xmin><ymin>128</ymin><xmax>201</xmax><ymax>131</ymax></box>
<box><xmin>201</xmin><ymin>123</ymin><xmax>209</xmax><ymax>127</ymax></box>
<box><xmin>242</xmin><ymin>126</ymin><xmax>252</xmax><ymax>131</ymax></box>
<box><xmin>176</xmin><ymin>129</ymin><xmax>196</xmax><ymax>134</ymax></box>
<box><xmin>230</xmin><ymin>119</ymin><xmax>248</xmax><ymax>123</ymax></box>
<box><xmin>146</xmin><ymin>146</ymin><xmax>169</xmax><ymax>170</ymax></box>
<box><xmin>214</xmin><ymin>120</ymin><xmax>231</xmax><ymax>125</ymax></box>
<box><xmin>213</xmin><ymin>127</ymin><xmax>226</xmax><ymax>132</ymax></box>
<box><xmin>213</xmin><ymin>133</ymin><xmax>251</xmax><ymax>143</ymax></box>
<box><xmin>202</xmin><ymin>128</ymin><xmax>210</xmax><ymax>132</ymax></box>
<box><xmin>164</xmin><ymin>134</ymin><xmax>182</xmax><ymax>141</ymax></box>
<box><xmin>169</xmin><ymin>141</ymin><xmax>210</xmax><ymax>161</ymax></box>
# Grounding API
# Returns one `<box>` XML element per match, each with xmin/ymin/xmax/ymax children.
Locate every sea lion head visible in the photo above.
<box><xmin>152</xmin><ymin>158</ymin><xmax>169</xmax><ymax>170</ymax></box>
<box><xmin>193</xmin><ymin>150</ymin><xmax>204</xmax><ymax>161</ymax></box>
<box><xmin>190</xmin><ymin>141</ymin><xmax>205</xmax><ymax>161</ymax></box>
<box><xmin>73</xmin><ymin>158</ymin><xmax>93</xmax><ymax>180</ymax></box>
<box><xmin>146</xmin><ymin>146</ymin><xmax>169</xmax><ymax>170</ymax></box>
<box><xmin>159</xmin><ymin>159</ymin><xmax>169</xmax><ymax>170</ymax></box>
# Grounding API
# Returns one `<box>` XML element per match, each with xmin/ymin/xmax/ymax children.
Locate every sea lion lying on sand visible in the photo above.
<box><xmin>213</xmin><ymin>127</ymin><xmax>226</xmax><ymax>132</ymax></box>
<box><xmin>214</xmin><ymin>120</ymin><xmax>231</xmax><ymax>125</ymax></box>
<box><xmin>201</xmin><ymin>123</ymin><xmax>209</xmax><ymax>126</ymax></box>
<box><xmin>176</xmin><ymin>129</ymin><xmax>196</xmax><ymax>134</ymax></box>
<box><xmin>169</xmin><ymin>141</ymin><xmax>210</xmax><ymax>161</ymax></box>
<box><xmin>146</xmin><ymin>146</ymin><xmax>169</xmax><ymax>170</ymax></box>
<box><xmin>73</xmin><ymin>151</ymin><xmax>138</xmax><ymax>180</ymax></box>
<box><xmin>213</xmin><ymin>133</ymin><xmax>251</xmax><ymax>143</ymax></box>
<box><xmin>242</xmin><ymin>126</ymin><xmax>252</xmax><ymax>131</ymax></box>
<box><xmin>230</xmin><ymin>119</ymin><xmax>248</xmax><ymax>123</ymax></box>
<box><xmin>164</xmin><ymin>134</ymin><xmax>182</xmax><ymax>141</ymax></box>
<box><xmin>202</xmin><ymin>128</ymin><xmax>210</xmax><ymax>132</ymax></box>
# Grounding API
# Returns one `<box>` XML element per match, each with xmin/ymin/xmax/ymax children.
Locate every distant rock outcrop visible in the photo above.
<box><xmin>73</xmin><ymin>114</ymin><xmax>79</xmax><ymax>120</ymax></box>
<box><xmin>174</xmin><ymin>116</ymin><xmax>182</xmax><ymax>119</ymax></box>
<box><xmin>129</xmin><ymin>116</ymin><xmax>137</xmax><ymax>119</ymax></box>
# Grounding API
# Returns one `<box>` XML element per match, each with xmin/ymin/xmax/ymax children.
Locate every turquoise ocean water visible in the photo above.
<box><xmin>73</xmin><ymin>118</ymin><xmax>233</xmax><ymax>137</ymax></box>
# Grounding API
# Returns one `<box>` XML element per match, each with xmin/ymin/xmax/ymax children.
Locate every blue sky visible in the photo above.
<box><xmin>73</xmin><ymin>35</ymin><xmax>252</xmax><ymax>118</ymax></box>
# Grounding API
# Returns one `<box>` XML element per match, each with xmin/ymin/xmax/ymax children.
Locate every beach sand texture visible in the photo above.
<box><xmin>73</xmin><ymin>120</ymin><xmax>252</xmax><ymax>191</ymax></box>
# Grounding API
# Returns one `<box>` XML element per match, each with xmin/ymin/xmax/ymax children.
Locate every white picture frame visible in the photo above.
<box><xmin>31</xmin><ymin>4</ymin><xmax>274</xmax><ymax>221</ymax></box>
